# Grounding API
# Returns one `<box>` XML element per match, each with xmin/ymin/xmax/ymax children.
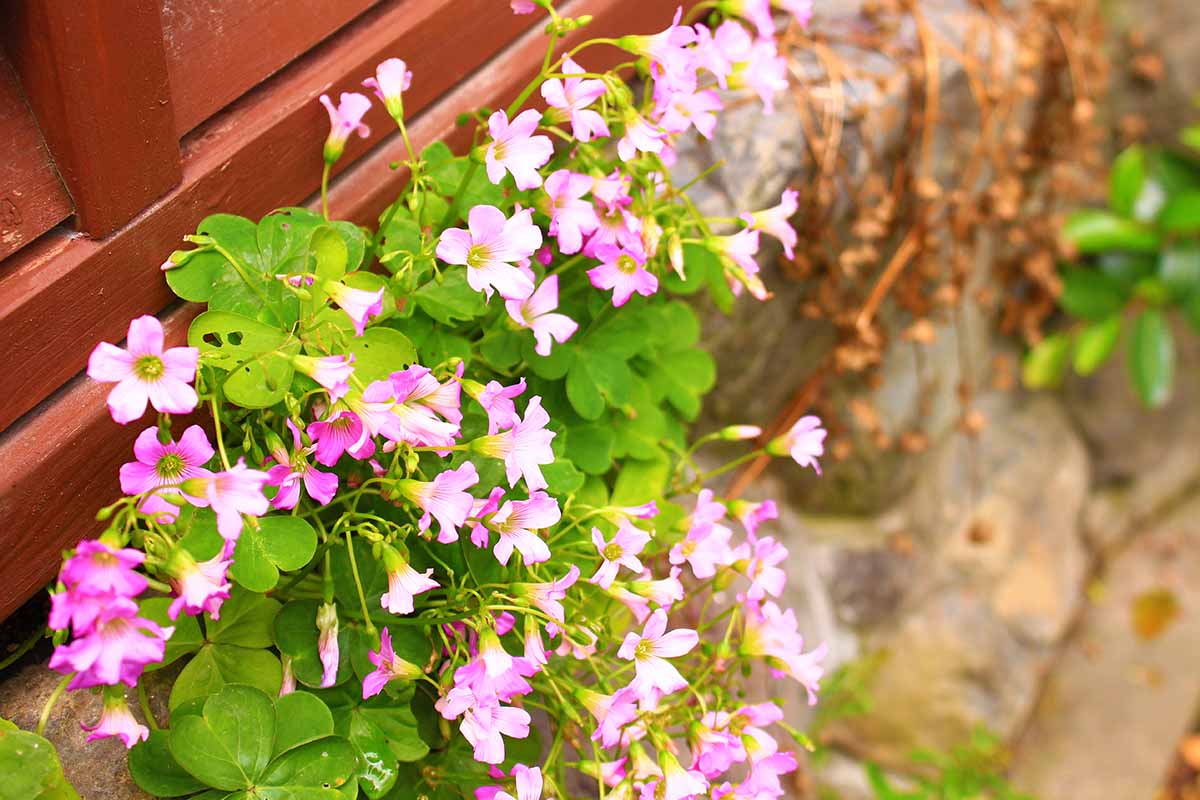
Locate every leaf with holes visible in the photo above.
<box><xmin>344</xmin><ymin>327</ymin><xmax>417</xmax><ymax>384</ymax></box>
<box><xmin>189</xmin><ymin>310</ymin><xmax>300</xmax><ymax>408</ymax></box>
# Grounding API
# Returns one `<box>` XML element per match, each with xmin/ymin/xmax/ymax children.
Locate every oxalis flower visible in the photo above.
<box><xmin>266</xmin><ymin>420</ymin><xmax>339</xmax><ymax>510</ymax></box>
<box><xmin>740</xmin><ymin>600</ymin><xmax>827</xmax><ymax>704</ymax></box>
<box><xmin>49</xmin><ymin>600</ymin><xmax>173</xmax><ymax>690</ymax></box>
<box><xmin>163</xmin><ymin>545</ymin><xmax>231</xmax><ymax>620</ymax></box>
<box><xmin>766</xmin><ymin>415</ymin><xmax>825</xmax><ymax>472</ymax></box>
<box><xmin>50</xmin><ymin>541</ymin><xmax>148</xmax><ymax>636</ymax></box>
<box><xmin>309</xmin><ymin>409</ymin><xmax>375</xmax><ymax>466</ymax></box>
<box><xmin>363</xmin><ymin>57</ymin><xmax>412</xmax><ymax>120</ymax></box>
<box><xmin>587</xmin><ymin>243</ymin><xmax>658</xmax><ymax>307</ymax></box>
<box><xmin>83</xmin><ymin>687</ymin><xmax>148</xmax><ymax>749</ymax></box>
<box><xmin>470</xmin><ymin>396</ymin><xmax>556</xmax><ymax>491</ymax></box>
<box><xmin>484</xmin><ymin>109</ymin><xmax>554</xmax><ymax>190</ymax></box>
<box><xmin>316</xmin><ymin>602</ymin><xmax>340</xmax><ymax>688</ymax></box>
<box><xmin>87</xmin><ymin>315</ymin><xmax>199</xmax><ymax>424</ymax></box>
<box><xmin>437</xmin><ymin>205</ymin><xmax>541</xmax><ymax>301</ymax></box>
<box><xmin>489</xmin><ymin>490</ymin><xmax>558</xmax><ymax>566</ymax></box>
<box><xmin>363</xmin><ymin>628</ymin><xmax>424</xmax><ymax>699</ymax></box>
<box><xmin>742</xmin><ymin>188</ymin><xmax>799</xmax><ymax>259</ymax></box>
<box><xmin>319</xmin><ymin>92</ymin><xmax>371</xmax><ymax>163</ymax></box>
<box><xmin>119</xmin><ymin>425</ymin><xmax>214</xmax><ymax>514</ymax></box>
<box><xmin>292</xmin><ymin>354</ymin><xmax>354</xmax><ymax>402</ymax></box>
<box><xmin>541</xmin><ymin>57</ymin><xmax>610</xmax><ymax>142</ymax></box>
<box><xmin>589</xmin><ymin>520</ymin><xmax>651</xmax><ymax>589</ymax></box>
<box><xmin>473</xmin><ymin>378</ymin><xmax>526</xmax><ymax>435</ymax></box>
<box><xmin>323</xmin><ymin>280</ymin><xmax>384</xmax><ymax>336</ymax></box>
<box><xmin>512</xmin><ymin>565</ymin><xmax>580</xmax><ymax>624</ymax></box>
<box><xmin>380</xmin><ymin>545</ymin><xmax>439</xmax><ymax>615</ymax></box>
<box><xmin>505</xmin><ymin>276</ymin><xmax>578</xmax><ymax>356</ymax></box>
<box><xmin>394</xmin><ymin>461</ymin><xmax>479</xmax><ymax>544</ymax></box>
<box><xmin>496</xmin><ymin>764</ymin><xmax>543</xmax><ymax>800</ymax></box>
<box><xmin>180</xmin><ymin>458</ymin><xmax>271</xmax><ymax>548</ymax></box>
<box><xmin>540</xmin><ymin>169</ymin><xmax>600</xmax><ymax>255</ymax></box>
<box><xmin>460</xmin><ymin>699</ymin><xmax>532</xmax><ymax>764</ymax></box>
<box><xmin>617</xmin><ymin>609</ymin><xmax>699</xmax><ymax>697</ymax></box>
<box><xmin>617</xmin><ymin>7</ymin><xmax>697</xmax><ymax>90</ymax></box>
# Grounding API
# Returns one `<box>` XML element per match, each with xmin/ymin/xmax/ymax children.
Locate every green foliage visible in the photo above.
<box><xmin>0</xmin><ymin>719</ymin><xmax>80</xmax><ymax>800</ymax></box>
<box><xmin>864</xmin><ymin>729</ymin><xmax>1031</xmax><ymax>800</ymax></box>
<box><xmin>1027</xmin><ymin>132</ymin><xmax>1200</xmax><ymax>406</ymax></box>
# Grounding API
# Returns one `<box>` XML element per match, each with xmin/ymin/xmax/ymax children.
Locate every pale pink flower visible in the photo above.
<box><xmin>87</xmin><ymin>315</ymin><xmax>199</xmax><ymax>424</ymax></box>
<box><xmin>365</xmin><ymin>375</ymin><xmax>460</xmax><ymax>451</ymax></box>
<box><xmin>618</xmin><ymin>609</ymin><xmax>699</xmax><ymax>697</ymax></box>
<box><xmin>618</xmin><ymin>7</ymin><xmax>697</xmax><ymax>90</ymax></box>
<box><xmin>461</xmin><ymin>700</ymin><xmax>532</xmax><ymax>764</ymax></box>
<box><xmin>363</xmin><ymin>58</ymin><xmax>412</xmax><ymax>119</ymax></box>
<box><xmin>380</xmin><ymin>546</ymin><xmax>439</xmax><ymax>615</ymax></box>
<box><xmin>589</xmin><ymin>521</ymin><xmax>651</xmax><ymax>589</ymax></box>
<box><xmin>659</xmin><ymin>751</ymin><xmax>709</xmax><ymax>800</ymax></box>
<box><xmin>437</xmin><ymin>205</ymin><xmax>541</xmax><ymax>300</ymax></box>
<box><xmin>476</xmin><ymin>379</ymin><xmax>527</xmax><ymax>434</ymax></box>
<box><xmin>49</xmin><ymin>601</ymin><xmax>172</xmax><ymax>689</ymax></box>
<box><xmin>580</xmin><ymin>686</ymin><xmax>641</xmax><ymax>748</ymax></box>
<box><xmin>505</xmin><ymin>276</ymin><xmax>578</xmax><ymax>356</ymax></box>
<box><xmin>742</xmin><ymin>189</ymin><xmax>799</xmax><ymax>259</ymax></box>
<box><xmin>730</xmin><ymin>498</ymin><xmax>778</xmax><ymax>540</ymax></box>
<box><xmin>656</xmin><ymin>85</ymin><xmax>723</xmax><ymax>139</ymax></box>
<box><xmin>319</xmin><ymin>92</ymin><xmax>371</xmax><ymax>162</ymax></box>
<box><xmin>670</xmin><ymin>522</ymin><xmax>734</xmax><ymax>580</ymax></box>
<box><xmin>396</xmin><ymin>461</ymin><xmax>479</xmax><ymax>543</ymax></box>
<box><xmin>485</xmin><ymin>109</ymin><xmax>554</xmax><ymax>190</ymax></box>
<box><xmin>119</xmin><ymin>425</ymin><xmax>213</xmax><ymax>508</ymax></box>
<box><xmin>164</xmin><ymin>546</ymin><xmax>231</xmax><ymax>620</ymax></box>
<box><xmin>692</xmin><ymin>21</ymin><xmax>753</xmax><ymax>87</ymax></box>
<box><xmin>720</xmin><ymin>0</ymin><xmax>775</xmax><ymax>39</ymax></box>
<box><xmin>82</xmin><ymin>689</ymin><xmax>148</xmax><ymax>749</ymax></box>
<box><xmin>323</xmin><ymin>280</ymin><xmax>384</xmax><ymax>336</ymax></box>
<box><xmin>181</xmin><ymin>459</ymin><xmax>271</xmax><ymax>547</ymax></box>
<box><xmin>511</xmin><ymin>0</ymin><xmax>535</xmax><ymax>11</ymax></box>
<box><xmin>738</xmin><ymin>751</ymin><xmax>798</xmax><ymax>798</ymax></box>
<box><xmin>469</xmin><ymin>486</ymin><xmax>507</xmax><ymax>547</ymax></box>
<box><xmin>768</xmin><ymin>415</ymin><xmax>825</xmax><ymax>472</ymax></box>
<box><xmin>541</xmin><ymin>170</ymin><xmax>600</xmax><ymax>254</ymax></box>
<box><xmin>541</xmin><ymin>58</ymin><xmax>610</xmax><ymax>142</ymax></box>
<box><xmin>58</xmin><ymin>540</ymin><xmax>148</xmax><ymax>601</ymax></box>
<box><xmin>513</xmin><ymin>565</ymin><xmax>579</xmax><ymax>624</ymax></box>
<box><xmin>267</xmin><ymin>420</ymin><xmax>339</xmax><ymax>509</ymax></box>
<box><xmin>776</xmin><ymin>0</ymin><xmax>813</xmax><ymax>26</ymax></box>
<box><xmin>280</xmin><ymin>655</ymin><xmax>297</xmax><ymax>697</ymax></box>
<box><xmin>395</xmin><ymin>363</ymin><xmax>464</xmax><ymax>425</ymax></box>
<box><xmin>490</xmin><ymin>491</ymin><xmax>558</xmax><ymax>566</ymax></box>
<box><xmin>496</xmin><ymin>764</ymin><xmax>543</xmax><ymax>800</ymax></box>
<box><xmin>617</xmin><ymin>108</ymin><xmax>667</xmax><ymax>162</ymax></box>
<box><xmin>293</xmin><ymin>354</ymin><xmax>354</xmax><ymax>402</ymax></box>
<box><xmin>363</xmin><ymin>628</ymin><xmax>424</xmax><ymax>699</ymax></box>
<box><xmin>309</xmin><ymin>409</ymin><xmax>374</xmax><ymax>466</ymax></box>
<box><xmin>471</xmin><ymin>396</ymin><xmax>556</xmax><ymax>491</ymax></box>
<box><xmin>740</xmin><ymin>601</ymin><xmax>827</xmax><ymax>704</ymax></box>
<box><xmin>316</xmin><ymin>602</ymin><xmax>340</xmax><ymax>688</ymax></box>
<box><xmin>731</xmin><ymin>38</ymin><xmax>789</xmax><ymax>114</ymax></box>
<box><xmin>588</xmin><ymin>243</ymin><xmax>659</xmax><ymax>307</ymax></box>
<box><xmin>740</xmin><ymin>536</ymin><xmax>788</xmax><ymax>600</ymax></box>
<box><xmin>708</xmin><ymin>228</ymin><xmax>761</xmax><ymax>276</ymax></box>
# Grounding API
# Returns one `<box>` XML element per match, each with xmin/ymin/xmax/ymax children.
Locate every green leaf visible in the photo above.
<box><xmin>273</xmin><ymin>601</ymin><xmax>353</xmax><ymax>688</ymax></box>
<box><xmin>480</xmin><ymin>329</ymin><xmax>525</xmax><ymax>370</ymax></box>
<box><xmin>0</xmin><ymin>724</ymin><xmax>80</xmax><ymax>800</ymax></box>
<box><xmin>273</xmin><ymin>692</ymin><xmax>335</xmax><ymax>758</ymax></box>
<box><xmin>343</xmin><ymin>328</ymin><xmax>417</xmax><ymax>384</ymax></box>
<box><xmin>543</xmin><ymin>458</ymin><xmax>585</xmax><ymax>495</ymax></box>
<box><xmin>566</xmin><ymin>351</ymin><xmax>633</xmax><ymax>419</ymax></box>
<box><xmin>189</xmin><ymin>310</ymin><xmax>300</xmax><ymax>408</ymax></box>
<box><xmin>523</xmin><ymin>336</ymin><xmax>576</xmax><ymax>379</ymax></box>
<box><xmin>611</xmin><ymin>452</ymin><xmax>671</xmax><ymax>505</ymax></box>
<box><xmin>656</xmin><ymin>348</ymin><xmax>716</xmax><ymax>420</ymax></box>
<box><xmin>170</xmin><ymin>645</ymin><xmax>283</xmax><ymax>712</ymax></box>
<box><xmin>258</xmin><ymin>738</ymin><xmax>358</xmax><ymax>796</ymax></box>
<box><xmin>1057</xmin><ymin>269</ymin><xmax>1126</xmax><ymax>321</ymax></box>
<box><xmin>1098</xmin><ymin>251</ymin><xmax>1157</xmax><ymax>288</ymax></box>
<box><xmin>1021</xmin><ymin>333</ymin><xmax>1072</xmax><ymax>389</ymax></box>
<box><xmin>140</xmin><ymin>597</ymin><xmax>203</xmax><ymax>670</ymax></box>
<box><xmin>325</xmin><ymin>685</ymin><xmax>428</xmax><ymax>798</ymax></box>
<box><xmin>1128</xmin><ymin>308</ymin><xmax>1174</xmax><ymax>407</ymax></box>
<box><xmin>412</xmin><ymin>271</ymin><xmax>487</xmax><ymax>324</ymax></box>
<box><xmin>170</xmin><ymin>685</ymin><xmax>276</xmax><ymax>791</ymax></box>
<box><xmin>566</xmin><ymin>424</ymin><xmax>615</xmax><ymax>474</ymax></box>
<box><xmin>1109</xmin><ymin>144</ymin><xmax>1146</xmax><ymax>218</ymax></box>
<box><xmin>1159</xmin><ymin>190</ymin><xmax>1200</xmax><ymax>234</ymax></box>
<box><xmin>1159</xmin><ymin>245</ymin><xmax>1200</xmax><ymax>299</ymax></box>
<box><xmin>1183</xmin><ymin>125</ymin><xmax>1200</xmax><ymax>152</ymax></box>
<box><xmin>129</xmin><ymin>730</ymin><xmax>206</xmax><ymax>798</ymax></box>
<box><xmin>1073</xmin><ymin>315</ymin><xmax>1122</xmax><ymax>375</ymax></box>
<box><xmin>663</xmin><ymin>243</ymin><xmax>715</xmax><ymax>294</ymax></box>
<box><xmin>231</xmin><ymin>516</ymin><xmax>319</xmax><ymax>592</ymax></box>
<box><xmin>306</xmin><ymin>226</ymin><xmax>349</xmax><ymax>310</ymax></box>
<box><xmin>332</xmin><ymin>221</ymin><xmax>369</xmax><ymax>273</ymax></box>
<box><xmin>1061</xmin><ymin>210</ymin><xmax>1160</xmax><ymax>253</ymax></box>
<box><xmin>207</xmin><ymin>588</ymin><xmax>283</xmax><ymax>648</ymax></box>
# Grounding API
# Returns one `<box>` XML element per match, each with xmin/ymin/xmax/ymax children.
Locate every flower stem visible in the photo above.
<box><xmin>36</xmin><ymin>673</ymin><xmax>72</xmax><ymax>736</ymax></box>
<box><xmin>345</xmin><ymin>532</ymin><xmax>376</xmax><ymax>634</ymax></box>
<box><xmin>137</xmin><ymin>681</ymin><xmax>159</xmax><ymax>731</ymax></box>
<box><xmin>209</xmin><ymin>395</ymin><xmax>232</xmax><ymax>470</ymax></box>
<box><xmin>321</xmin><ymin>162</ymin><xmax>332</xmax><ymax>220</ymax></box>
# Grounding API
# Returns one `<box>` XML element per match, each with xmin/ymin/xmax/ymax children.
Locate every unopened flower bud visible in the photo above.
<box><xmin>718</xmin><ymin>424</ymin><xmax>763</xmax><ymax>441</ymax></box>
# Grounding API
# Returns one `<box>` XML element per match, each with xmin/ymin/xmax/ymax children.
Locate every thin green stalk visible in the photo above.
<box><xmin>321</xmin><ymin>162</ymin><xmax>332</xmax><ymax>220</ymax></box>
<box><xmin>138</xmin><ymin>681</ymin><xmax>159</xmax><ymax>731</ymax></box>
<box><xmin>0</xmin><ymin>625</ymin><xmax>43</xmax><ymax>672</ymax></box>
<box><xmin>344</xmin><ymin>531</ymin><xmax>376</xmax><ymax>634</ymax></box>
<box><xmin>439</xmin><ymin>160</ymin><xmax>479</xmax><ymax>228</ymax></box>
<box><xmin>36</xmin><ymin>673</ymin><xmax>72</xmax><ymax>736</ymax></box>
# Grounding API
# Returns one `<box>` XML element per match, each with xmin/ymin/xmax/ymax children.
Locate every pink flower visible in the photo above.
<box><xmin>496</xmin><ymin>763</ymin><xmax>543</xmax><ymax>800</ymax></box>
<box><xmin>738</xmin><ymin>751</ymin><xmax>797</xmax><ymax>798</ymax></box>
<box><xmin>505</xmin><ymin>276</ymin><xmax>578</xmax><ymax>356</ymax></box>
<box><xmin>87</xmin><ymin>315</ymin><xmax>199</xmax><ymax>424</ymax></box>
<box><xmin>589</xmin><ymin>521</ymin><xmax>651</xmax><ymax>589</ymax></box>
<box><xmin>363</xmin><ymin>58</ymin><xmax>412</xmax><ymax>119</ymax></box>
<box><xmin>617</xmin><ymin>108</ymin><xmax>667</xmax><ymax>162</ymax></box>
<box><xmin>363</xmin><ymin>628</ymin><xmax>424</xmax><ymax>699</ymax></box>
<box><xmin>510</xmin><ymin>0</ymin><xmax>535</xmax><ymax>11</ymax></box>
<box><xmin>364</xmin><ymin>375</ymin><xmax>460</xmax><ymax>450</ymax></box>
<box><xmin>730</xmin><ymin>498</ymin><xmax>778</xmax><ymax>540</ymax></box>
<box><xmin>476</xmin><ymin>379</ymin><xmax>527</xmax><ymax>434</ymax></box>
<box><xmin>469</xmin><ymin>487</ymin><xmax>507</xmax><ymax>547</ymax></box>
<box><xmin>776</xmin><ymin>0</ymin><xmax>813</xmax><ymax>27</ymax></box>
<box><xmin>721</xmin><ymin>0</ymin><xmax>775</xmax><ymax>39</ymax></box>
<box><xmin>58</xmin><ymin>541</ymin><xmax>148</xmax><ymax>601</ymax></box>
<box><xmin>513</xmin><ymin>565</ymin><xmax>579</xmax><ymax>623</ymax></box>
<box><xmin>626</xmin><ymin>568</ymin><xmax>685</xmax><ymax>610</ymax></box>
<box><xmin>670</xmin><ymin>522</ymin><xmax>734</xmax><ymax>579</ymax></box>
<box><xmin>768</xmin><ymin>415</ymin><xmax>825</xmax><ymax>472</ymax></box>
<box><xmin>319</xmin><ymin>92</ymin><xmax>371</xmax><ymax>162</ymax></box>
<box><xmin>309</xmin><ymin>409</ymin><xmax>375</xmax><ymax>465</ymax></box>
<box><xmin>485</xmin><ymin>109</ymin><xmax>554</xmax><ymax>190</ymax></box>
<box><xmin>588</xmin><ymin>243</ymin><xmax>659</xmax><ymax>307</ymax></box>
<box><xmin>471</xmin><ymin>396</ymin><xmax>556</xmax><ymax>491</ymax></box>
<box><xmin>541</xmin><ymin>170</ymin><xmax>600</xmax><ymax>254</ymax></box>
<box><xmin>396</xmin><ymin>461</ymin><xmax>479</xmax><ymax>543</ymax></box>
<box><xmin>119</xmin><ymin>425</ymin><xmax>213</xmax><ymax>508</ymax></box>
<box><xmin>82</xmin><ymin>689</ymin><xmax>148</xmax><ymax>749</ymax></box>
<box><xmin>731</xmin><ymin>38</ymin><xmax>788</xmax><ymax>114</ymax></box>
<box><xmin>740</xmin><ymin>601</ymin><xmax>827</xmax><ymax>704</ymax></box>
<box><xmin>316</xmin><ymin>602</ymin><xmax>340</xmax><ymax>688</ymax></box>
<box><xmin>541</xmin><ymin>58</ymin><xmax>610</xmax><ymax>142</ymax></box>
<box><xmin>267</xmin><ymin>420</ymin><xmax>339</xmax><ymax>509</ymax></box>
<box><xmin>399</xmin><ymin>364</ymin><xmax>464</xmax><ymax>425</ymax></box>
<box><xmin>323</xmin><ymin>280</ymin><xmax>384</xmax><ymax>336</ymax></box>
<box><xmin>618</xmin><ymin>609</ymin><xmax>699</xmax><ymax>697</ymax></box>
<box><xmin>740</xmin><ymin>536</ymin><xmax>788</xmax><ymax>600</ymax></box>
<box><xmin>490</xmin><ymin>491</ymin><xmax>558</xmax><ymax>566</ymax></box>
<box><xmin>182</xmin><ymin>459</ymin><xmax>271</xmax><ymax>547</ymax></box>
<box><xmin>280</xmin><ymin>655</ymin><xmax>297</xmax><ymax>697</ymax></box>
<box><xmin>707</xmin><ymin>228</ymin><xmax>761</xmax><ymax>276</ymax></box>
<box><xmin>693</xmin><ymin>21</ymin><xmax>752</xmax><ymax>88</ymax></box>
<box><xmin>659</xmin><ymin>751</ymin><xmax>709</xmax><ymax>800</ymax></box>
<box><xmin>293</xmin><ymin>354</ymin><xmax>355</xmax><ymax>402</ymax></box>
<box><xmin>164</xmin><ymin>546</ymin><xmax>231</xmax><ymax>620</ymax></box>
<box><xmin>618</xmin><ymin>8</ymin><xmax>697</xmax><ymax>90</ymax></box>
<box><xmin>380</xmin><ymin>546</ymin><xmax>439</xmax><ymax>615</ymax></box>
<box><xmin>581</xmin><ymin>686</ymin><xmax>641</xmax><ymax>748</ymax></box>
<box><xmin>656</xmin><ymin>85</ymin><xmax>723</xmax><ymax>139</ymax></box>
<box><xmin>742</xmin><ymin>189</ymin><xmax>799</xmax><ymax>259</ymax></box>
<box><xmin>461</xmin><ymin>700</ymin><xmax>532</xmax><ymax>765</ymax></box>
<box><xmin>49</xmin><ymin>601</ymin><xmax>173</xmax><ymax>689</ymax></box>
<box><xmin>437</xmin><ymin>206</ymin><xmax>541</xmax><ymax>300</ymax></box>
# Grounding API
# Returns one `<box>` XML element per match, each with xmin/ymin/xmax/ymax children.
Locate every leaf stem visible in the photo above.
<box><xmin>345</xmin><ymin>532</ymin><xmax>376</xmax><ymax>634</ymax></box>
<box><xmin>36</xmin><ymin>673</ymin><xmax>72</xmax><ymax>736</ymax></box>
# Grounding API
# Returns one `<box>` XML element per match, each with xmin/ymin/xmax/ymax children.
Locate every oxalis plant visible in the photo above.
<box><xmin>18</xmin><ymin>1</ymin><xmax>828</xmax><ymax>799</ymax></box>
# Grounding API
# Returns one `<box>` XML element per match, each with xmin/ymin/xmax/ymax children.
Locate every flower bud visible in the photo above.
<box><xmin>718</xmin><ymin>424</ymin><xmax>763</xmax><ymax>441</ymax></box>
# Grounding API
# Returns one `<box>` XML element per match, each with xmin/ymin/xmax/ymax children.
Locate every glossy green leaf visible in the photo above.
<box><xmin>306</xmin><ymin>226</ymin><xmax>349</xmax><ymax>309</ymax></box>
<box><xmin>0</xmin><ymin>723</ymin><xmax>80</xmax><ymax>800</ymax></box>
<box><xmin>523</xmin><ymin>336</ymin><xmax>575</xmax><ymax>379</ymax></box>
<box><xmin>1128</xmin><ymin>308</ymin><xmax>1174</xmax><ymax>407</ymax></box>
<box><xmin>273</xmin><ymin>692</ymin><xmax>335</xmax><ymax>759</ymax></box>
<box><xmin>412</xmin><ymin>271</ymin><xmax>487</xmax><ymax>324</ymax></box>
<box><xmin>169</xmin><ymin>645</ymin><xmax>283</xmax><ymax>712</ymax></box>
<box><xmin>324</xmin><ymin>685</ymin><xmax>428</xmax><ymax>798</ymax></box>
<box><xmin>479</xmin><ymin>329</ymin><xmax>525</xmax><ymax>370</ymax></box>
<box><xmin>611</xmin><ymin>451</ymin><xmax>671</xmax><ymax>505</ymax></box>
<box><xmin>1109</xmin><ymin>144</ymin><xmax>1146</xmax><ymax>218</ymax></box>
<box><xmin>1159</xmin><ymin>245</ymin><xmax>1200</xmax><ymax>299</ymax></box>
<box><xmin>140</xmin><ymin>597</ymin><xmax>203</xmax><ymax>671</ymax></box>
<box><xmin>273</xmin><ymin>600</ymin><xmax>353</xmax><ymax>688</ymax></box>
<box><xmin>1057</xmin><ymin>269</ymin><xmax>1126</xmax><ymax>321</ymax></box>
<box><xmin>1159</xmin><ymin>190</ymin><xmax>1200</xmax><ymax>234</ymax></box>
<box><xmin>170</xmin><ymin>685</ymin><xmax>276</xmax><ymax>791</ymax></box>
<box><xmin>566</xmin><ymin>423</ymin><xmax>615</xmax><ymax>474</ymax></box>
<box><xmin>258</xmin><ymin>738</ymin><xmax>358</xmax><ymax>796</ymax></box>
<box><xmin>190</xmin><ymin>310</ymin><xmax>300</xmax><ymax>408</ymax></box>
<box><xmin>656</xmin><ymin>348</ymin><xmax>716</xmax><ymax>420</ymax></box>
<box><xmin>663</xmin><ymin>243</ymin><xmax>716</xmax><ymax>294</ymax></box>
<box><xmin>1073</xmin><ymin>315</ymin><xmax>1122</xmax><ymax>376</ymax></box>
<box><xmin>1061</xmin><ymin>210</ymin><xmax>1160</xmax><ymax>253</ymax></box>
<box><xmin>1021</xmin><ymin>333</ymin><xmax>1071</xmax><ymax>389</ymax></box>
<box><xmin>1098</xmin><ymin>251</ymin><xmax>1156</xmax><ymax>288</ymax></box>
<box><xmin>207</xmin><ymin>588</ymin><xmax>283</xmax><ymax>648</ymax></box>
<box><xmin>543</xmin><ymin>458</ymin><xmax>585</xmax><ymax>495</ymax></box>
<box><xmin>129</xmin><ymin>730</ymin><xmax>206</xmax><ymax>797</ymax></box>
<box><xmin>230</xmin><ymin>516</ymin><xmax>318</xmax><ymax>592</ymax></box>
<box><xmin>344</xmin><ymin>327</ymin><xmax>417</xmax><ymax>384</ymax></box>
<box><xmin>566</xmin><ymin>351</ymin><xmax>633</xmax><ymax>420</ymax></box>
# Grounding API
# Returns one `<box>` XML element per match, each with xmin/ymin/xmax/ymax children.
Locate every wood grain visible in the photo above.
<box><xmin>2</xmin><ymin>0</ymin><xmax>181</xmax><ymax>236</ymax></box>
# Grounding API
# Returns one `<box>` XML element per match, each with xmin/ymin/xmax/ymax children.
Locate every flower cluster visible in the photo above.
<box><xmin>39</xmin><ymin>3</ymin><xmax>833</xmax><ymax>800</ymax></box>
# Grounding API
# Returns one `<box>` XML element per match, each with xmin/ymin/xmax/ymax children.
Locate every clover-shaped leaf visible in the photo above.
<box><xmin>273</xmin><ymin>600</ymin><xmax>353</xmax><ymax>689</ymax></box>
<box><xmin>230</xmin><ymin>516</ymin><xmax>318</xmax><ymax>593</ymax></box>
<box><xmin>190</xmin><ymin>310</ymin><xmax>301</xmax><ymax>408</ymax></box>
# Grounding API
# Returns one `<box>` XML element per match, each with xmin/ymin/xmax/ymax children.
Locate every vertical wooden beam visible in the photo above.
<box><xmin>3</xmin><ymin>0</ymin><xmax>181</xmax><ymax>237</ymax></box>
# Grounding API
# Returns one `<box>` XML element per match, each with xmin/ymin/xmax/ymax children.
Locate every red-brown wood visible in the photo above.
<box><xmin>0</xmin><ymin>0</ymin><xmax>535</xmax><ymax>434</ymax></box>
<box><xmin>162</xmin><ymin>0</ymin><xmax>383</xmax><ymax>136</ymax></box>
<box><xmin>2</xmin><ymin>0</ymin><xmax>181</xmax><ymax>237</ymax></box>
<box><xmin>0</xmin><ymin>52</ymin><xmax>73</xmax><ymax>262</ymax></box>
<box><xmin>0</xmin><ymin>0</ymin><xmax>682</xmax><ymax>621</ymax></box>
